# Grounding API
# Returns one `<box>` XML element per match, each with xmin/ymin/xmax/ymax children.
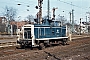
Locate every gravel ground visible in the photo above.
<box><xmin>0</xmin><ymin>37</ymin><xmax>90</xmax><ymax>60</ymax></box>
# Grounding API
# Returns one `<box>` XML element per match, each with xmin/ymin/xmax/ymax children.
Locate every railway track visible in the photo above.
<box><xmin>0</xmin><ymin>35</ymin><xmax>89</xmax><ymax>48</ymax></box>
<box><xmin>0</xmin><ymin>42</ymin><xmax>17</xmax><ymax>48</ymax></box>
<box><xmin>0</xmin><ymin>37</ymin><xmax>90</xmax><ymax>60</ymax></box>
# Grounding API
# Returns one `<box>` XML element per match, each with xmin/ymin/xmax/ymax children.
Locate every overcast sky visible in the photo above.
<box><xmin>0</xmin><ymin>0</ymin><xmax>90</xmax><ymax>24</ymax></box>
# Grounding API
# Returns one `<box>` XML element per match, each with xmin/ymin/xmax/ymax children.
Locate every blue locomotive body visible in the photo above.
<box><xmin>34</xmin><ymin>25</ymin><xmax>66</xmax><ymax>39</ymax></box>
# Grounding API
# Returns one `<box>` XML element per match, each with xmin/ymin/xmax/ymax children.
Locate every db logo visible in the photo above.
<box><xmin>56</xmin><ymin>29</ymin><xmax>59</xmax><ymax>33</ymax></box>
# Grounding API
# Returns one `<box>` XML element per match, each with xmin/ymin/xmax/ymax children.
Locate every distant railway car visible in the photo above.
<box><xmin>17</xmin><ymin>22</ymin><xmax>68</xmax><ymax>49</ymax></box>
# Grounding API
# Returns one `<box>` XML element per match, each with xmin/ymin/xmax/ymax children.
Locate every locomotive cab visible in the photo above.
<box><xmin>17</xmin><ymin>24</ymin><xmax>36</xmax><ymax>48</ymax></box>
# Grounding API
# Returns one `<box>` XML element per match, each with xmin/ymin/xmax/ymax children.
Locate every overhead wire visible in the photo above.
<box><xmin>14</xmin><ymin>0</ymin><xmax>35</xmax><ymax>6</ymax></box>
<box><xmin>57</xmin><ymin>0</ymin><xmax>89</xmax><ymax>19</ymax></box>
<box><xmin>11</xmin><ymin>0</ymin><xmax>37</xmax><ymax>12</ymax></box>
<box><xmin>57</xmin><ymin>0</ymin><xmax>88</xmax><ymax>10</ymax></box>
<box><xmin>0</xmin><ymin>0</ymin><xmax>35</xmax><ymax>8</ymax></box>
<box><xmin>58</xmin><ymin>0</ymin><xmax>90</xmax><ymax>24</ymax></box>
<box><xmin>0</xmin><ymin>0</ymin><xmax>40</xmax><ymax>20</ymax></box>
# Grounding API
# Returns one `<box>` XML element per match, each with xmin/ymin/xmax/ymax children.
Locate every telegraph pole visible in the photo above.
<box><xmin>86</xmin><ymin>16</ymin><xmax>88</xmax><ymax>34</ymax></box>
<box><xmin>86</xmin><ymin>12</ymin><xmax>90</xmax><ymax>22</ymax></box>
<box><xmin>69</xmin><ymin>12</ymin><xmax>72</xmax><ymax>23</ymax></box>
<box><xmin>69</xmin><ymin>12</ymin><xmax>72</xmax><ymax>41</ymax></box>
<box><xmin>80</xmin><ymin>18</ymin><xmax>81</xmax><ymax>35</ymax></box>
<box><xmin>8</xmin><ymin>16</ymin><xmax>10</xmax><ymax>34</ymax></box>
<box><xmin>86</xmin><ymin>16</ymin><xmax>87</xmax><ymax>23</ymax></box>
<box><xmin>72</xmin><ymin>9</ymin><xmax>74</xmax><ymax>33</ymax></box>
<box><xmin>6</xmin><ymin>9</ymin><xmax>10</xmax><ymax>34</ymax></box>
<box><xmin>69</xmin><ymin>12</ymin><xmax>72</xmax><ymax>33</ymax></box>
<box><xmin>47</xmin><ymin>0</ymin><xmax>50</xmax><ymax>20</ymax></box>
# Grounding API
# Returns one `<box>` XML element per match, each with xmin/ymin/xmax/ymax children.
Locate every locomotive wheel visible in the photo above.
<box><xmin>20</xmin><ymin>44</ymin><xmax>25</xmax><ymax>49</ymax></box>
<box><xmin>49</xmin><ymin>42</ymin><xmax>52</xmax><ymax>47</ymax></box>
<box><xmin>62</xmin><ymin>39</ymin><xmax>68</xmax><ymax>45</ymax></box>
<box><xmin>39</xmin><ymin>43</ymin><xmax>45</xmax><ymax>50</ymax></box>
<box><xmin>16</xmin><ymin>44</ymin><xmax>25</xmax><ymax>49</ymax></box>
<box><xmin>30</xmin><ymin>46</ymin><xmax>33</xmax><ymax>50</ymax></box>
